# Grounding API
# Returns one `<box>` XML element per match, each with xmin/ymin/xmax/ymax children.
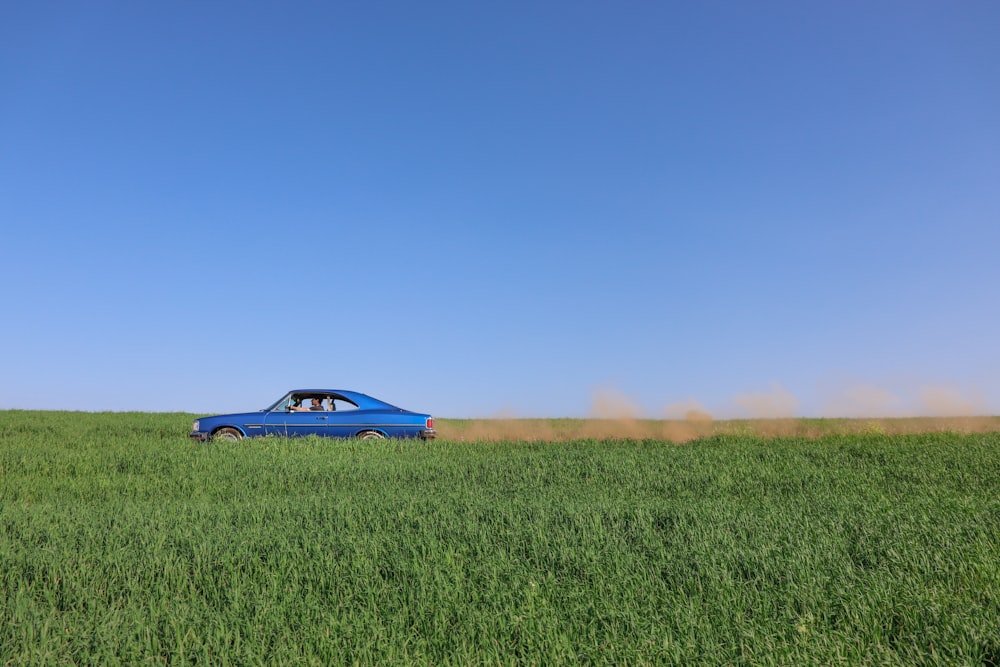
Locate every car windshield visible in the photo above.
<box><xmin>263</xmin><ymin>394</ymin><xmax>299</xmax><ymax>412</ymax></box>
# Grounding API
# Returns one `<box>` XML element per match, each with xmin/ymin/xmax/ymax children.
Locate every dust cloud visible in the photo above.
<box><xmin>820</xmin><ymin>382</ymin><xmax>987</xmax><ymax>419</ymax></box>
<box><xmin>820</xmin><ymin>384</ymin><xmax>902</xmax><ymax>418</ymax></box>
<box><xmin>732</xmin><ymin>383</ymin><xmax>799</xmax><ymax>419</ymax></box>
<box><xmin>435</xmin><ymin>381</ymin><xmax>998</xmax><ymax>442</ymax></box>
<box><xmin>918</xmin><ymin>385</ymin><xmax>985</xmax><ymax>417</ymax></box>
<box><xmin>662</xmin><ymin>398</ymin><xmax>712</xmax><ymax>422</ymax></box>
<box><xmin>590</xmin><ymin>387</ymin><xmax>642</xmax><ymax>420</ymax></box>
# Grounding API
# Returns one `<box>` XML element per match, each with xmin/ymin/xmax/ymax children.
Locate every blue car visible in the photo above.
<box><xmin>190</xmin><ymin>389</ymin><xmax>436</xmax><ymax>442</ymax></box>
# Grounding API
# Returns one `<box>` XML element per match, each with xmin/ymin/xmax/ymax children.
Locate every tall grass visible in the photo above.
<box><xmin>1</xmin><ymin>411</ymin><xmax>999</xmax><ymax>664</ymax></box>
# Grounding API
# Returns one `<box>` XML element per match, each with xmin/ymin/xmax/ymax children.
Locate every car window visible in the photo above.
<box><xmin>266</xmin><ymin>394</ymin><xmax>361</xmax><ymax>411</ymax></box>
<box><xmin>329</xmin><ymin>397</ymin><xmax>359</xmax><ymax>412</ymax></box>
<box><xmin>289</xmin><ymin>395</ymin><xmax>327</xmax><ymax>411</ymax></box>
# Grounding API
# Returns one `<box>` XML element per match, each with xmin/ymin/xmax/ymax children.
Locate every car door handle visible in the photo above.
<box><xmin>318</xmin><ymin>416</ymin><xmax>328</xmax><ymax>420</ymax></box>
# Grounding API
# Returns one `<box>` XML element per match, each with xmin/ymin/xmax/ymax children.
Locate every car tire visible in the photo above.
<box><xmin>358</xmin><ymin>430</ymin><xmax>387</xmax><ymax>441</ymax></box>
<box><xmin>213</xmin><ymin>427</ymin><xmax>243</xmax><ymax>442</ymax></box>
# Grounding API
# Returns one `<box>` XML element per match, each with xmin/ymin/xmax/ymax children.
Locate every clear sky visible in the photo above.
<box><xmin>2</xmin><ymin>1</ymin><xmax>998</xmax><ymax>419</ymax></box>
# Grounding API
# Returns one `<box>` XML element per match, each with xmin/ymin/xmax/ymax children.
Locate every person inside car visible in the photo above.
<box><xmin>290</xmin><ymin>397</ymin><xmax>325</xmax><ymax>412</ymax></box>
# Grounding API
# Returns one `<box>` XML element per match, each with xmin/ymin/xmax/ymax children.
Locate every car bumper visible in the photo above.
<box><xmin>189</xmin><ymin>432</ymin><xmax>209</xmax><ymax>442</ymax></box>
<box><xmin>421</xmin><ymin>429</ymin><xmax>436</xmax><ymax>440</ymax></box>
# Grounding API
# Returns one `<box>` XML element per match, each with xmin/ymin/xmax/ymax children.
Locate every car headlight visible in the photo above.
<box><xmin>192</xmin><ymin>420</ymin><xmax>200</xmax><ymax>432</ymax></box>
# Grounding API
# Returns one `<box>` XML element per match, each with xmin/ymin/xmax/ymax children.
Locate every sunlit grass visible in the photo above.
<box><xmin>1</xmin><ymin>411</ymin><xmax>999</xmax><ymax>664</ymax></box>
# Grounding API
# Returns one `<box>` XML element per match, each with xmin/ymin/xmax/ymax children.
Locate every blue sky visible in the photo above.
<box><xmin>2</xmin><ymin>1</ymin><xmax>998</xmax><ymax>418</ymax></box>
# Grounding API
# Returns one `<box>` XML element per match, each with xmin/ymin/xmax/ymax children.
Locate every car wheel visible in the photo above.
<box><xmin>213</xmin><ymin>427</ymin><xmax>243</xmax><ymax>442</ymax></box>
<box><xmin>358</xmin><ymin>430</ymin><xmax>387</xmax><ymax>441</ymax></box>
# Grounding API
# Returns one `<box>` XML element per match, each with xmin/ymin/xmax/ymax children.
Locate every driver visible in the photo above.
<box><xmin>290</xmin><ymin>397</ymin><xmax>325</xmax><ymax>412</ymax></box>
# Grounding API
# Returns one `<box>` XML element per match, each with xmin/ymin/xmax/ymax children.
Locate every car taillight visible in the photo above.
<box><xmin>426</xmin><ymin>417</ymin><xmax>434</xmax><ymax>429</ymax></box>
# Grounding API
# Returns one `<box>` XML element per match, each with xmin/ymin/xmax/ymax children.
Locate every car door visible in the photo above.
<box><xmin>262</xmin><ymin>409</ymin><xmax>329</xmax><ymax>437</ymax></box>
<box><xmin>325</xmin><ymin>396</ymin><xmax>363</xmax><ymax>438</ymax></box>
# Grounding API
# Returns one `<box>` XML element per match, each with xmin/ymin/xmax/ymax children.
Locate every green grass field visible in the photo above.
<box><xmin>2</xmin><ymin>411</ymin><xmax>999</xmax><ymax>665</ymax></box>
